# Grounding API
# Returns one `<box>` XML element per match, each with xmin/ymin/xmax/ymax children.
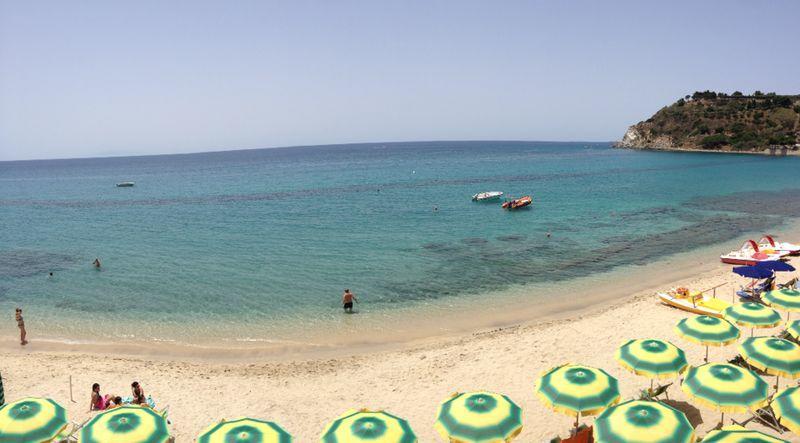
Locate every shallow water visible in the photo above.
<box><xmin>1</xmin><ymin>142</ymin><xmax>799</xmax><ymax>345</ymax></box>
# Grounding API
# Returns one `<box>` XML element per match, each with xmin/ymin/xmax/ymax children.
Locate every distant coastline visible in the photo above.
<box><xmin>616</xmin><ymin>90</ymin><xmax>800</xmax><ymax>155</ymax></box>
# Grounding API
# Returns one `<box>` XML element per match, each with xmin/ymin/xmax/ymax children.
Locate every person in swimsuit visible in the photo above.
<box><xmin>131</xmin><ymin>381</ymin><xmax>146</xmax><ymax>405</ymax></box>
<box><xmin>15</xmin><ymin>308</ymin><xmax>27</xmax><ymax>345</ymax></box>
<box><xmin>90</xmin><ymin>383</ymin><xmax>107</xmax><ymax>411</ymax></box>
<box><xmin>93</xmin><ymin>258</ymin><xmax>101</xmax><ymax>269</ymax></box>
<box><xmin>342</xmin><ymin>289</ymin><xmax>357</xmax><ymax>313</ymax></box>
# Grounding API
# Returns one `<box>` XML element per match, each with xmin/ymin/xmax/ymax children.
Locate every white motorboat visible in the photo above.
<box><xmin>758</xmin><ymin>235</ymin><xmax>800</xmax><ymax>256</ymax></box>
<box><xmin>472</xmin><ymin>191</ymin><xmax>503</xmax><ymax>201</ymax></box>
<box><xmin>116</xmin><ymin>182</ymin><xmax>135</xmax><ymax>187</ymax></box>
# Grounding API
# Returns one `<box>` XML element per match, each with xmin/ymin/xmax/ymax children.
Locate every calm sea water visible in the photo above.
<box><xmin>2</xmin><ymin>142</ymin><xmax>800</xmax><ymax>345</ymax></box>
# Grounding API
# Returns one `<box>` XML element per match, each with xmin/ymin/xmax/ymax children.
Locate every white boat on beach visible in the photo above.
<box><xmin>758</xmin><ymin>235</ymin><xmax>800</xmax><ymax>256</ymax></box>
<box><xmin>116</xmin><ymin>182</ymin><xmax>135</xmax><ymax>187</ymax></box>
<box><xmin>720</xmin><ymin>240</ymin><xmax>783</xmax><ymax>265</ymax></box>
<box><xmin>472</xmin><ymin>191</ymin><xmax>503</xmax><ymax>201</ymax></box>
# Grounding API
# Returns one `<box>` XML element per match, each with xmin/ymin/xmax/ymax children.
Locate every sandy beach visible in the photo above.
<box><xmin>3</xmin><ymin>252</ymin><xmax>799</xmax><ymax>442</ymax></box>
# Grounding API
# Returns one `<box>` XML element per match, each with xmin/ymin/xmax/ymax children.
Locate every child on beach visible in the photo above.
<box><xmin>342</xmin><ymin>289</ymin><xmax>357</xmax><ymax>313</ymax></box>
<box><xmin>15</xmin><ymin>308</ymin><xmax>27</xmax><ymax>346</ymax></box>
<box><xmin>131</xmin><ymin>381</ymin><xmax>146</xmax><ymax>405</ymax></box>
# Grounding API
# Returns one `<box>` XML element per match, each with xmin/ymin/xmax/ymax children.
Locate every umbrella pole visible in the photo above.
<box><xmin>705</xmin><ymin>345</ymin><xmax>709</xmax><ymax>363</ymax></box>
<box><xmin>574</xmin><ymin>411</ymin><xmax>580</xmax><ymax>436</ymax></box>
<box><xmin>776</xmin><ymin>375</ymin><xmax>780</xmax><ymax>392</ymax></box>
<box><xmin>751</xmin><ymin>327</ymin><xmax>754</xmax><ymax>337</ymax></box>
<box><xmin>721</xmin><ymin>412</ymin><xmax>725</xmax><ymax>427</ymax></box>
<box><xmin>650</xmin><ymin>378</ymin><xmax>654</xmax><ymax>392</ymax></box>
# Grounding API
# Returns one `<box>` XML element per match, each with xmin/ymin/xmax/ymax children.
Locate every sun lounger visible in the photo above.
<box><xmin>732</xmin><ymin>405</ymin><xmax>787</xmax><ymax>434</ymax></box>
<box><xmin>53</xmin><ymin>418</ymin><xmax>90</xmax><ymax>443</ymax></box>
<box><xmin>638</xmin><ymin>382</ymin><xmax>673</xmax><ymax>402</ymax></box>
<box><xmin>779</xmin><ymin>278</ymin><xmax>798</xmax><ymax>290</ymax></box>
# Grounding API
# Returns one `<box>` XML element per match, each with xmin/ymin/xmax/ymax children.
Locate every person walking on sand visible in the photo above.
<box><xmin>342</xmin><ymin>289</ymin><xmax>358</xmax><ymax>313</ymax></box>
<box><xmin>93</xmin><ymin>258</ymin><xmax>101</xmax><ymax>269</ymax></box>
<box><xmin>15</xmin><ymin>308</ymin><xmax>27</xmax><ymax>345</ymax></box>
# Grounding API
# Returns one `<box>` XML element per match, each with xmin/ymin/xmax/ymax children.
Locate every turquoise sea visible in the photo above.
<box><xmin>2</xmin><ymin>142</ymin><xmax>800</xmax><ymax>349</ymax></box>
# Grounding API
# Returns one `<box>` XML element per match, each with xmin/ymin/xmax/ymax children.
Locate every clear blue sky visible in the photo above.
<box><xmin>1</xmin><ymin>0</ymin><xmax>798</xmax><ymax>160</ymax></box>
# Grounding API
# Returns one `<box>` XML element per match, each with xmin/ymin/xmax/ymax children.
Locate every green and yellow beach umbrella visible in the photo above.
<box><xmin>321</xmin><ymin>409</ymin><xmax>415</xmax><ymax>443</ymax></box>
<box><xmin>772</xmin><ymin>386</ymin><xmax>800</xmax><ymax>436</ymax></box>
<box><xmin>0</xmin><ymin>397</ymin><xmax>67</xmax><ymax>443</ymax></box>
<box><xmin>198</xmin><ymin>417</ymin><xmax>291</xmax><ymax>443</ymax></box>
<box><xmin>764</xmin><ymin>289</ymin><xmax>800</xmax><ymax>320</ymax></box>
<box><xmin>739</xmin><ymin>337</ymin><xmax>800</xmax><ymax>391</ymax></box>
<box><xmin>681</xmin><ymin>363</ymin><xmax>768</xmax><ymax>424</ymax></box>
<box><xmin>675</xmin><ymin>315</ymin><xmax>740</xmax><ymax>362</ymax></box>
<box><xmin>79</xmin><ymin>405</ymin><xmax>169</xmax><ymax>443</ymax></box>
<box><xmin>786</xmin><ymin>319</ymin><xmax>800</xmax><ymax>340</ymax></box>
<box><xmin>592</xmin><ymin>400</ymin><xmax>695</xmax><ymax>443</ymax></box>
<box><xmin>536</xmin><ymin>363</ymin><xmax>620</xmax><ymax>432</ymax></box>
<box><xmin>723</xmin><ymin>302</ymin><xmax>782</xmax><ymax>336</ymax></box>
<box><xmin>615</xmin><ymin>339</ymin><xmax>687</xmax><ymax>389</ymax></box>
<box><xmin>702</xmin><ymin>425</ymin><xmax>788</xmax><ymax>443</ymax></box>
<box><xmin>435</xmin><ymin>391</ymin><xmax>522</xmax><ymax>443</ymax></box>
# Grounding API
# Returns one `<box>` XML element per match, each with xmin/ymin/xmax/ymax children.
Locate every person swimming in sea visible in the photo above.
<box><xmin>342</xmin><ymin>289</ymin><xmax>357</xmax><ymax>313</ymax></box>
<box><xmin>93</xmin><ymin>258</ymin><xmax>101</xmax><ymax>269</ymax></box>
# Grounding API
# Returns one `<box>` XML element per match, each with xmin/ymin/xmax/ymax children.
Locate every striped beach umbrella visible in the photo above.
<box><xmin>536</xmin><ymin>364</ymin><xmax>620</xmax><ymax>433</ymax></box>
<box><xmin>435</xmin><ymin>391</ymin><xmax>522</xmax><ymax>443</ymax></box>
<box><xmin>702</xmin><ymin>425</ymin><xmax>788</xmax><ymax>443</ymax></box>
<box><xmin>675</xmin><ymin>315</ymin><xmax>740</xmax><ymax>362</ymax></box>
<box><xmin>764</xmin><ymin>289</ymin><xmax>800</xmax><ymax>320</ymax></box>
<box><xmin>198</xmin><ymin>418</ymin><xmax>291</xmax><ymax>443</ymax></box>
<box><xmin>772</xmin><ymin>386</ymin><xmax>800</xmax><ymax>435</ymax></box>
<box><xmin>616</xmin><ymin>339</ymin><xmax>687</xmax><ymax>389</ymax></box>
<box><xmin>682</xmin><ymin>363</ymin><xmax>768</xmax><ymax>424</ymax></box>
<box><xmin>786</xmin><ymin>319</ymin><xmax>800</xmax><ymax>340</ymax></box>
<box><xmin>593</xmin><ymin>400</ymin><xmax>695</xmax><ymax>443</ymax></box>
<box><xmin>723</xmin><ymin>303</ymin><xmax>782</xmax><ymax>336</ymax></box>
<box><xmin>0</xmin><ymin>397</ymin><xmax>67</xmax><ymax>443</ymax></box>
<box><xmin>79</xmin><ymin>405</ymin><xmax>169</xmax><ymax>443</ymax></box>
<box><xmin>321</xmin><ymin>409</ymin><xmax>414</xmax><ymax>443</ymax></box>
<box><xmin>739</xmin><ymin>337</ymin><xmax>800</xmax><ymax>391</ymax></box>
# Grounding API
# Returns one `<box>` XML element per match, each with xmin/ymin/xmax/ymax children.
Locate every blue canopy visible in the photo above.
<box><xmin>733</xmin><ymin>265</ymin><xmax>773</xmax><ymax>279</ymax></box>
<box><xmin>756</xmin><ymin>260</ymin><xmax>796</xmax><ymax>272</ymax></box>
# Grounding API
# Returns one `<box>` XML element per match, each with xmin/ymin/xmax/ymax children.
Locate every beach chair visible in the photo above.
<box><xmin>54</xmin><ymin>418</ymin><xmax>90</xmax><ymax>443</ymax></box>
<box><xmin>638</xmin><ymin>382</ymin><xmax>673</xmax><ymax>402</ymax></box>
<box><xmin>732</xmin><ymin>405</ymin><xmax>787</xmax><ymax>434</ymax></box>
<box><xmin>779</xmin><ymin>277</ymin><xmax>798</xmax><ymax>290</ymax></box>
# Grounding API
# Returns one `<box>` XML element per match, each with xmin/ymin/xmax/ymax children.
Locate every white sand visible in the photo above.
<box><xmin>2</xmin><ymin>256</ymin><xmax>799</xmax><ymax>442</ymax></box>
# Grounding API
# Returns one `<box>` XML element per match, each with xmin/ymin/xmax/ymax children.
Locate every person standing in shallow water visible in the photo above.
<box><xmin>342</xmin><ymin>289</ymin><xmax>357</xmax><ymax>313</ymax></box>
<box><xmin>15</xmin><ymin>308</ymin><xmax>27</xmax><ymax>345</ymax></box>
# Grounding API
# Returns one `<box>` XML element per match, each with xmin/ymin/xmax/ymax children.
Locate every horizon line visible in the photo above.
<box><xmin>0</xmin><ymin>138</ymin><xmax>614</xmax><ymax>163</ymax></box>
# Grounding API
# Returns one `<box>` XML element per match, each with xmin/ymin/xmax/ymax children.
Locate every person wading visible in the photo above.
<box><xmin>342</xmin><ymin>289</ymin><xmax>358</xmax><ymax>313</ymax></box>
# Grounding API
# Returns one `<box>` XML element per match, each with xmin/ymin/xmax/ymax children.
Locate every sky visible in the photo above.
<box><xmin>1</xmin><ymin>1</ymin><xmax>799</xmax><ymax>161</ymax></box>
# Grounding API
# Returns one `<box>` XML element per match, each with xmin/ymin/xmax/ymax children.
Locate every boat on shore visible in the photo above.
<box><xmin>657</xmin><ymin>287</ymin><xmax>731</xmax><ymax>318</ymax></box>
<box><xmin>472</xmin><ymin>191</ymin><xmax>503</xmax><ymax>201</ymax></box>
<box><xmin>116</xmin><ymin>182</ymin><xmax>135</xmax><ymax>187</ymax></box>
<box><xmin>502</xmin><ymin>196</ymin><xmax>532</xmax><ymax>210</ymax></box>
<box><xmin>758</xmin><ymin>235</ymin><xmax>800</xmax><ymax>256</ymax></box>
<box><xmin>720</xmin><ymin>240</ymin><xmax>782</xmax><ymax>265</ymax></box>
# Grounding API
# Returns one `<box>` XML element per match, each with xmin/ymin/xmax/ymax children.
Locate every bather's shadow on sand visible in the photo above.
<box><xmin>662</xmin><ymin>399</ymin><xmax>704</xmax><ymax>428</ymax></box>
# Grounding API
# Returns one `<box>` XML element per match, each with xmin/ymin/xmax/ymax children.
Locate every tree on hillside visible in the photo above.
<box><xmin>732</xmin><ymin>91</ymin><xmax>743</xmax><ymax>97</ymax></box>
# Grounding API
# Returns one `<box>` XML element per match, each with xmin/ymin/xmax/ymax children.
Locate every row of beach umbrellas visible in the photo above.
<box><xmin>2</xmin><ymin>289</ymin><xmax>799</xmax><ymax>443</ymax></box>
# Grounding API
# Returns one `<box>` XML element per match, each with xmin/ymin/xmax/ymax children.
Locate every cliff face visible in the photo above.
<box><xmin>616</xmin><ymin>92</ymin><xmax>800</xmax><ymax>153</ymax></box>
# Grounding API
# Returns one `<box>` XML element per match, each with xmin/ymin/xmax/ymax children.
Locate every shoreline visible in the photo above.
<box><xmin>3</xmin><ymin>250</ymin><xmax>799</xmax><ymax>441</ymax></box>
<box><xmin>614</xmin><ymin>144</ymin><xmax>800</xmax><ymax>156</ymax></box>
<box><xmin>4</xmin><ymin>219</ymin><xmax>799</xmax><ymax>362</ymax></box>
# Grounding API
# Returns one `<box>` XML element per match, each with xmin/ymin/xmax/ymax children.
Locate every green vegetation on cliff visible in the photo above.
<box><xmin>619</xmin><ymin>91</ymin><xmax>800</xmax><ymax>152</ymax></box>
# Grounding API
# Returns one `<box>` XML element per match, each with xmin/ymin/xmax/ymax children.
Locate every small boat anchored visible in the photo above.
<box><xmin>657</xmin><ymin>286</ymin><xmax>731</xmax><ymax>318</ymax></box>
<box><xmin>472</xmin><ymin>191</ymin><xmax>503</xmax><ymax>202</ymax></box>
<box><xmin>502</xmin><ymin>196</ymin><xmax>532</xmax><ymax>210</ymax></box>
<box><xmin>115</xmin><ymin>182</ymin><xmax>135</xmax><ymax>187</ymax></box>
